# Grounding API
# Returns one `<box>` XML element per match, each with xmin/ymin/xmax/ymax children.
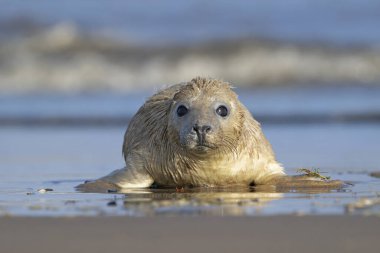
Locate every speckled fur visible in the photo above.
<box><xmin>98</xmin><ymin>77</ymin><xmax>285</xmax><ymax>188</ymax></box>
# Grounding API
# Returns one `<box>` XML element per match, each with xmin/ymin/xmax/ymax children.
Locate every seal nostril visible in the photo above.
<box><xmin>193</xmin><ymin>124</ymin><xmax>200</xmax><ymax>133</ymax></box>
<box><xmin>202</xmin><ymin>125</ymin><xmax>212</xmax><ymax>133</ymax></box>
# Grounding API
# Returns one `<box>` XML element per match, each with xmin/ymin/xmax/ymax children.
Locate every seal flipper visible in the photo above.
<box><xmin>75</xmin><ymin>180</ymin><xmax>121</xmax><ymax>193</ymax></box>
<box><xmin>76</xmin><ymin>166</ymin><xmax>154</xmax><ymax>193</ymax></box>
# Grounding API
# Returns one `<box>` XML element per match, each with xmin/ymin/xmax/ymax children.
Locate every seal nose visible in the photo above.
<box><xmin>193</xmin><ymin>124</ymin><xmax>212</xmax><ymax>135</ymax></box>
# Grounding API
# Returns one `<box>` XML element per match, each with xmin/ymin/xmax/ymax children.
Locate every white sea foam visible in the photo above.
<box><xmin>1</xmin><ymin>23</ymin><xmax>380</xmax><ymax>93</ymax></box>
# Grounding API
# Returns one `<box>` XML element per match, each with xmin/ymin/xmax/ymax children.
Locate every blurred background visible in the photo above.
<box><xmin>1</xmin><ymin>0</ymin><xmax>380</xmax><ymax>183</ymax></box>
<box><xmin>1</xmin><ymin>0</ymin><xmax>380</xmax><ymax>92</ymax></box>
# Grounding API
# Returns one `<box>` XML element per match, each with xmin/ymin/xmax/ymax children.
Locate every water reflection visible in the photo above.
<box><xmin>118</xmin><ymin>187</ymin><xmax>283</xmax><ymax>216</ymax></box>
<box><xmin>114</xmin><ymin>185</ymin><xmax>346</xmax><ymax>216</ymax></box>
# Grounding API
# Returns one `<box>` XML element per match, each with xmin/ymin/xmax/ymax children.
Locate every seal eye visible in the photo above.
<box><xmin>177</xmin><ymin>105</ymin><xmax>188</xmax><ymax>117</ymax></box>
<box><xmin>216</xmin><ymin>105</ymin><xmax>228</xmax><ymax>117</ymax></box>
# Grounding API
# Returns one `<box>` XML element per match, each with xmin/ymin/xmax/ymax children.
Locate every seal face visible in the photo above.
<box><xmin>168</xmin><ymin>81</ymin><xmax>243</xmax><ymax>156</ymax></box>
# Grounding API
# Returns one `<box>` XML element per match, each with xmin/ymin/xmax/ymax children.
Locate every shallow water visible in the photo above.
<box><xmin>0</xmin><ymin>173</ymin><xmax>379</xmax><ymax>217</ymax></box>
<box><xmin>1</xmin><ymin>87</ymin><xmax>380</xmax><ymax>216</ymax></box>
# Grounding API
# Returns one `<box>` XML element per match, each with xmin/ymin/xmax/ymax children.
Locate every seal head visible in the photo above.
<box><xmin>168</xmin><ymin>79</ymin><xmax>243</xmax><ymax>156</ymax></box>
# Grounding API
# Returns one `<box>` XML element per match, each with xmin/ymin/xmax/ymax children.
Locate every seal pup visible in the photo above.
<box><xmin>77</xmin><ymin>77</ymin><xmax>341</xmax><ymax>192</ymax></box>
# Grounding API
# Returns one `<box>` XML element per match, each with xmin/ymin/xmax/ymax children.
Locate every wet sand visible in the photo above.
<box><xmin>1</xmin><ymin>216</ymin><xmax>379</xmax><ymax>253</ymax></box>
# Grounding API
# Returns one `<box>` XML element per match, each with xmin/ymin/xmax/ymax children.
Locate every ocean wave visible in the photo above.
<box><xmin>1</xmin><ymin>23</ymin><xmax>380</xmax><ymax>93</ymax></box>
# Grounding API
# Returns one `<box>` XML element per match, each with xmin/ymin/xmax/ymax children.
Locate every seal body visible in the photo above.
<box><xmin>94</xmin><ymin>77</ymin><xmax>284</xmax><ymax>188</ymax></box>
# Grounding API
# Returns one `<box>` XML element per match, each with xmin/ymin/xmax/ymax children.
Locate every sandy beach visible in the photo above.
<box><xmin>1</xmin><ymin>216</ymin><xmax>379</xmax><ymax>253</ymax></box>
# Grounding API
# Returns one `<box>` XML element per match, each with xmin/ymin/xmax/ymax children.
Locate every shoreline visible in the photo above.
<box><xmin>1</xmin><ymin>215</ymin><xmax>379</xmax><ymax>253</ymax></box>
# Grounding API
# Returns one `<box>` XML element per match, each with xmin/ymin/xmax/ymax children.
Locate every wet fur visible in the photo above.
<box><xmin>77</xmin><ymin>77</ymin><xmax>342</xmax><ymax>191</ymax></box>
